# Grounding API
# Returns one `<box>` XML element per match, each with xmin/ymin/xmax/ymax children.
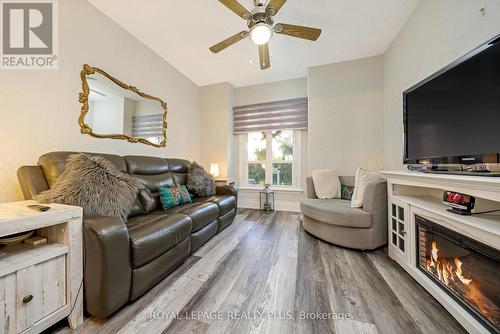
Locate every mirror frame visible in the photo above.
<box><xmin>78</xmin><ymin>64</ymin><xmax>168</xmax><ymax>148</ymax></box>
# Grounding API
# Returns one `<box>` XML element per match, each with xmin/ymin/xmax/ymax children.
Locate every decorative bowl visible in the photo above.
<box><xmin>0</xmin><ymin>231</ymin><xmax>34</xmax><ymax>246</ymax></box>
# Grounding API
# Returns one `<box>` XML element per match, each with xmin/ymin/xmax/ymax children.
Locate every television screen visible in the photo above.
<box><xmin>404</xmin><ymin>37</ymin><xmax>500</xmax><ymax>163</ymax></box>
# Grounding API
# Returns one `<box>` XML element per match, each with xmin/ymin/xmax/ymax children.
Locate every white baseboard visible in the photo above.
<box><xmin>237</xmin><ymin>188</ymin><xmax>303</xmax><ymax>213</ymax></box>
<box><xmin>238</xmin><ymin>199</ymin><xmax>300</xmax><ymax>212</ymax></box>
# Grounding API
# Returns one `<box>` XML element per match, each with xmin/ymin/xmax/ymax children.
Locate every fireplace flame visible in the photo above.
<box><xmin>428</xmin><ymin>241</ymin><xmax>473</xmax><ymax>287</ymax></box>
<box><xmin>454</xmin><ymin>257</ymin><xmax>472</xmax><ymax>285</ymax></box>
<box><xmin>424</xmin><ymin>240</ymin><xmax>496</xmax><ymax>324</ymax></box>
<box><xmin>431</xmin><ymin>241</ymin><xmax>439</xmax><ymax>262</ymax></box>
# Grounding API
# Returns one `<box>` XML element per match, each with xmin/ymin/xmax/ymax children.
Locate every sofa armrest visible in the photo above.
<box><xmin>17</xmin><ymin>166</ymin><xmax>50</xmax><ymax>200</ymax></box>
<box><xmin>83</xmin><ymin>215</ymin><xmax>132</xmax><ymax>318</ymax></box>
<box><xmin>362</xmin><ymin>180</ymin><xmax>388</xmax><ymax>228</ymax></box>
<box><xmin>216</xmin><ymin>185</ymin><xmax>238</xmax><ymax>208</ymax></box>
<box><xmin>305</xmin><ymin>177</ymin><xmax>317</xmax><ymax>199</ymax></box>
<box><xmin>216</xmin><ymin>185</ymin><xmax>238</xmax><ymax>198</ymax></box>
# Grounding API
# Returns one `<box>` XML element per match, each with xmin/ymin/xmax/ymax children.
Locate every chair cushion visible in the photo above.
<box><xmin>300</xmin><ymin>198</ymin><xmax>372</xmax><ymax>228</ymax></box>
<box><xmin>194</xmin><ymin>195</ymin><xmax>236</xmax><ymax>216</ymax></box>
<box><xmin>127</xmin><ymin>213</ymin><xmax>192</xmax><ymax>268</ymax></box>
<box><xmin>179</xmin><ymin>202</ymin><xmax>219</xmax><ymax>233</ymax></box>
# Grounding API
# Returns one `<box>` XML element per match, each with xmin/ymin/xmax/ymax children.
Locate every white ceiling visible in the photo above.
<box><xmin>87</xmin><ymin>0</ymin><xmax>420</xmax><ymax>87</ymax></box>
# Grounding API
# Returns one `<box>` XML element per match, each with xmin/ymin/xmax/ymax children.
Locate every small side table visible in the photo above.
<box><xmin>215</xmin><ymin>179</ymin><xmax>237</xmax><ymax>187</ymax></box>
<box><xmin>260</xmin><ymin>189</ymin><xmax>275</xmax><ymax>213</ymax></box>
<box><xmin>0</xmin><ymin>201</ymin><xmax>83</xmax><ymax>333</ymax></box>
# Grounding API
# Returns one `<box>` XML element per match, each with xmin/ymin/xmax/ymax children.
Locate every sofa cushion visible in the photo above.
<box><xmin>124</xmin><ymin>156</ymin><xmax>169</xmax><ymax>175</ymax></box>
<box><xmin>129</xmin><ymin>185</ymin><xmax>157</xmax><ymax>217</ymax></box>
<box><xmin>38</xmin><ymin>151</ymin><xmax>126</xmax><ymax>187</ymax></box>
<box><xmin>127</xmin><ymin>213</ymin><xmax>192</xmax><ymax>268</ymax></box>
<box><xmin>194</xmin><ymin>195</ymin><xmax>236</xmax><ymax>216</ymax></box>
<box><xmin>179</xmin><ymin>202</ymin><xmax>219</xmax><ymax>233</ymax></box>
<box><xmin>301</xmin><ymin>199</ymin><xmax>372</xmax><ymax>228</ymax></box>
<box><xmin>166</xmin><ymin>159</ymin><xmax>191</xmax><ymax>173</ymax></box>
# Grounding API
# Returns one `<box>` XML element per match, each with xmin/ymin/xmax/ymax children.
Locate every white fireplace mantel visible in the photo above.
<box><xmin>382</xmin><ymin>171</ymin><xmax>500</xmax><ymax>334</ymax></box>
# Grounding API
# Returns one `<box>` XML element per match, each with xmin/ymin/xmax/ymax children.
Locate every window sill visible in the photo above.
<box><xmin>238</xmin><ymin>186</ymin><xmax>303</xmax><ymax>193</ymax></box>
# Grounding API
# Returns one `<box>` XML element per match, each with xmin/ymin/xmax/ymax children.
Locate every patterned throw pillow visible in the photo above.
<box><xmin>341</xmin><ymin>184</ymin><xmax>355</xmax><ymax>201</ymax></box>
<box><xmin>159</xmin><ymin>185</ymin><xmax>192</xmax><ymax>210</ymax></box>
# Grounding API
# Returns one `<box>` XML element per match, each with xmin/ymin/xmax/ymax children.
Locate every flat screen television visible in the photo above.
<box><xmin>404</xmin><ymin>34</ymin><xmax>500</xmax><ymax>169</ymax></box>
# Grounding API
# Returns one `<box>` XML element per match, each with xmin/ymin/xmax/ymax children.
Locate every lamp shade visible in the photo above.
<box><xmin>209</xmin><ymin>163</ymin><xmax>220</xmax><ymax>178</ymax></box>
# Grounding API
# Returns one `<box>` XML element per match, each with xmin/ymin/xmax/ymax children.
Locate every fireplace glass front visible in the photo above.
<box><xmin>416</xmin><ymin>215</ymin><xmax>500</xmax><ymax>333</ymax></box>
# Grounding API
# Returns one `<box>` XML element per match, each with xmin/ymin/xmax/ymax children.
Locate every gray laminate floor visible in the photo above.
<box><xmin>50</xmin><ymin>209</ymin><xmax>466</xmax><ymax>334</ymax></box>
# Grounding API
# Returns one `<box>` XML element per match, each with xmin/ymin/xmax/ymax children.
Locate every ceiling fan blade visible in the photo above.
<box><xmin>266</xmin><ymin>0</ymin><xmax>287</xmax><ymax>15</ymax></box>
<box><xmin>219</xmin><ymin>0</ymin><xmax>251</xmax><ymax>19</ymax></box>
<box><xmin>209</xmin><ymin>31</ymin><xmax>248</xmax><ymax>53</ymax></box>
<box><xmin>258</xmin><ymin>43</ymin><xmax>271</xmax><ymax>70</ymax></box>
<box><xmin>274</xmin><ymin>23</ymin><xmax>322</xmax><ymax>41</ymax></box>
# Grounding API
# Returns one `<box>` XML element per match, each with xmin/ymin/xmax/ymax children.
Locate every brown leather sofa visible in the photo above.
<box><xmin>17</xmin><ymin>152</ymin><xmax>238</xmax><ymax>318</ymax></box>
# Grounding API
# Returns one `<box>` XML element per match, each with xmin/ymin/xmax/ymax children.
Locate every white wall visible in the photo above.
<box><xmin>308</xmin><ymin>56</ymin><xmax>385</xmax><ymax>176</ymax></box>
<box><xmin>384</xmin><ymin>0</ymin><xmax>500</xmax><ymax>169</ymax></box>
<box><xmin>123</xmin><ymin>97</ymin><xmax>135</xmax><ymax>136</ymax></box>
<box><xmin>199</xmin><ymin>83</ymin><xmax>234</xmax><ymax>180</ymax></box>
<box><xmin>0</xmin><ymin>0</ymin><xmax>200</xmax><ymax>202</ymax></box>
<box><xmin>233</xmin><ymin>77</ymin><xmax>307</xmax><ymax>106</ymax></box>
<box><xmin>92</xmin><ymin>97</ymin><xmax>125</xmax><ymax>134</ymax></box>
<box><xmin>135</xmin><ymin>100</ymin><xmax>163</xmax><ymax>116</ymax></box>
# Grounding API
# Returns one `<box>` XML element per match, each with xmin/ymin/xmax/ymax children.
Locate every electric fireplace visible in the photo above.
<box><xmin>416</xmin><ymin>216</ymin><xmax>500</xmax><ymax>333</ymax></box>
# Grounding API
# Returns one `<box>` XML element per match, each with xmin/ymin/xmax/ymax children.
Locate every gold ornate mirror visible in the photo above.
<box><xmin>79</xmin><ymin>64</ymin><xmax>167</xmax><ymax>147</ymax></box>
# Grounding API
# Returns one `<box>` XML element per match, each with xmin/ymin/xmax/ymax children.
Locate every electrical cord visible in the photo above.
<box><xmin>470</xmin><ymin>209</ymin><xmax>500</xmax><ymax>215</ymax></box>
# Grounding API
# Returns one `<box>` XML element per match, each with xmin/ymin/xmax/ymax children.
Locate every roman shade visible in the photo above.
<box><xmin>233</xmin><ymin>97</ymin><xmax>308</xmax><ymax>134</ymax></box>
<box><xmin>132</xmin><ymin>114</ymin><xmax>163</xmax><ymax>138</ymax></box>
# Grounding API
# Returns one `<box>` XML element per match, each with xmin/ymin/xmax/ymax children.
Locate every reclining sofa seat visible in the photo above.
<box><xmin>17</xmin><ymin>152</ymin><xmax>238</xmax><ymax>318</ymax></box>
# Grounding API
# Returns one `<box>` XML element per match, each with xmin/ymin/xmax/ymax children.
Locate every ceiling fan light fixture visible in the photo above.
<box><xmin>250</xmin><ymin>23</ymin><xmax>272</xmax><ymax>45</ymax></box>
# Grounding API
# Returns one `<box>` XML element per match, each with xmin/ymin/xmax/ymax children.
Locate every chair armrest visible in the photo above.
<box><xmin>83</xmin><ymin>215</ymin><xmax>131</xmax><ymax>318</ymax></box>
<box><xmin>305</xmin><ymin>177</ymin><xmax>317</xmax><ymax>199</ymax></box>
<box><xmin>362</xmin><ymin>180</ymin><xmax>388</xmax><ymax>228</ymax></box>
<box><xmin>17</xmin><ymin>166</ymin><xmax>49</xmax><ymax>200</ymax></box>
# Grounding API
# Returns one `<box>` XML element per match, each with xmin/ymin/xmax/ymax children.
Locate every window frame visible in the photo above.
<box><xmin>239</xmin><ymin>129</ymin><xmax>301</xmax><ymax>189</ymax></box>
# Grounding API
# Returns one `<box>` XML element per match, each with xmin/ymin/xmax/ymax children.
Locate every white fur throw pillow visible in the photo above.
<box><xmin>186</xmin><ymin>162</ymin><xmax>216</xmax><ymax>197</ymax></box>
<box><xmin>351</xmin><ymin>167</ymin><xmax>380</xmax><ymax>208</ymax></box>
<box><xmin>311</xmin><ymin>169</ymin><xmax>341</xmax><ymax>199</ymax></box>
<box><xmin>36</xmin><ymin>154</ymin><xmax>139</xmax><ymax>221</ymax></box>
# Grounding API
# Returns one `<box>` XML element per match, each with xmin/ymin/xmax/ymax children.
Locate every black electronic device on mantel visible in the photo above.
<box><xmin>443</xmin><ymin>191</ymin><xmax>475</xmax><ymax>215</ymax></box>
<box><xmin>403</xmin><ymin>33</ymin><xmax>500</xmax><ymax>176</ymax></box>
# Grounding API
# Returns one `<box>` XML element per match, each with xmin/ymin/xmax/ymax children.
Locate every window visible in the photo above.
<box><xmin>132</xmin><ymin>113</ymin><xmax>164</xmax><ymax>145</ymax></box>
<box><xmin>241</xmin><ymin>129</ymin><xmax>301</xmax><ymax>188</ymax></box>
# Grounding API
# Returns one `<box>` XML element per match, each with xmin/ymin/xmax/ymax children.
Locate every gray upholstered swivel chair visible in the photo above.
<box><xmin>300</xmin><ymin>176</ymin><xmax>388</xmax><ymax>250</ymax></box>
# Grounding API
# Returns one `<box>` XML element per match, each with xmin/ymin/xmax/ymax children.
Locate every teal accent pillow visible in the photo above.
<box><xmin>159</xmin><ymin>185</ymin><xmax>192</xmax><ymax>210</ymax></box>
<box><xmin>341</xmin><ymin>184</ymin><xmax>354</xmax><ymax>201</ymax></box>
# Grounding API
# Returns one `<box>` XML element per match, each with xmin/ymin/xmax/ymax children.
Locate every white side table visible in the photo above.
<box><xmin>214</xmin><ymin>179</ymin><xmax>237</xmax><ymax>187</ymax></box>
<box><xmin>0</xmin><ymin>201</ymin><xmax>83</xmax><ymax>333</ymax></box>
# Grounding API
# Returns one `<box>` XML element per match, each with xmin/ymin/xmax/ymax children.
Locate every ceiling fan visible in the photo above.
<box><xmin>209</xmin><ymin>0</ymin><xmax>322</xmax><ymax>70</ymax></box>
